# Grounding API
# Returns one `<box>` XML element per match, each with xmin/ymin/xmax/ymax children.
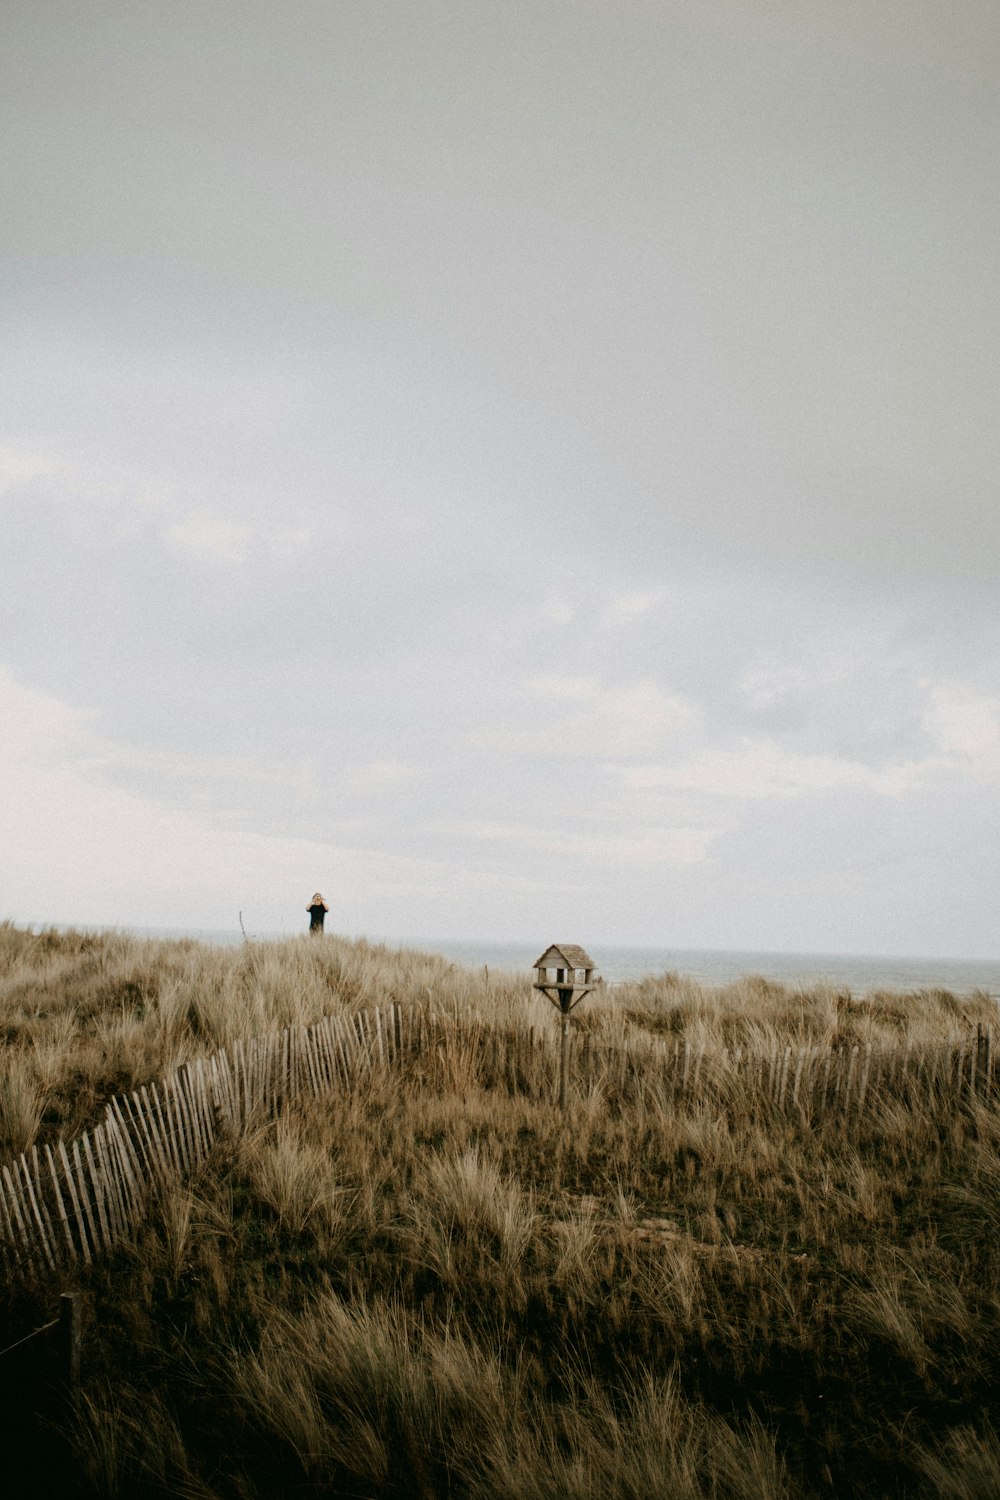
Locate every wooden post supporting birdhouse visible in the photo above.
<box><xmin>532</xmin><ymin>944</ymin><xmax>598</xmax><ymax>1111</ymax></box>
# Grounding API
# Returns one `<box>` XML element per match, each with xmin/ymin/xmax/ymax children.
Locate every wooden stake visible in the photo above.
<box><xmin>58</xmin><ymin>1292</ymin><xmax>81</xmax><ymax>1391</ymax></box>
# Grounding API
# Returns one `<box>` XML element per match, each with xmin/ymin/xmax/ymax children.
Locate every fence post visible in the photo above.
<box><xmin>58</xmin><ymin>1292</ymin><xmax>81</xmax><ymax>1391</ymax></box>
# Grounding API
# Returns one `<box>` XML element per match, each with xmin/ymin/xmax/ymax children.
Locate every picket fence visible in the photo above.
<box><xmin>0</xmin><ymin>1007</ymin><xmax>993</xmax><ymax>1276</ymax></box>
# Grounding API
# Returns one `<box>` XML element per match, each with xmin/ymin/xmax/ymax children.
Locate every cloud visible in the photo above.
<box><xmin>443</xmin><ymin>819</ymin><xmax>716</xmax><ymax>868</ymax></box>
<box><xmin>166</xmin><ymin>509</ymin><xmax>312</xmax><ymax>565</ymax></box>
<box><xmin>617</xmin><ymin>742</ymin><xmax>929</xmax><ymax>802</ymax></box>
<box><xmin>0</xmin><ymin>668</ymin><xmax>439</xmax><ymax>932</ymax></box>
<box><xmin>923</xmin><ymin>682</ymin><xmax>1000</xmax><ymax>781</ymax></box>
<box><xmin>473</xmin><ymin>678</ymin><xmax>703</xmax><ymax>759</ymax></box>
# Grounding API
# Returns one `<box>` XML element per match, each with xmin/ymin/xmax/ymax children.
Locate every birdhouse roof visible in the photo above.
<box><xmin>532</xmin><ymin>943</ymin><xmax>595</xmax><ymax>970</ymax></box>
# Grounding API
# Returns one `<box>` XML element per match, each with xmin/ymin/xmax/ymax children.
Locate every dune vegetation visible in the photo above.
<box><xmin>1</xmin><ymin>920</ymin><xmax>998</xmax><ymax>1498</ymax></box>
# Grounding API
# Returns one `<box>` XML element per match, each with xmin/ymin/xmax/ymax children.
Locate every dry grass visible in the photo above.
<box><xmin>1</xmin><ymin>922</ymin><xmax>998</xmax><ymax>1498</ymax></box>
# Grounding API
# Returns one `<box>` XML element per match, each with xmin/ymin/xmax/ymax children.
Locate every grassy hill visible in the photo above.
<box><xmin>1</xmin><ymin>922</ymin><xmax>998</xmax><ymax>1498</ymax></box>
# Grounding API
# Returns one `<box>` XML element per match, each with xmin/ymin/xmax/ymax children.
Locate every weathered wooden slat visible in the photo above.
<box><xmin>92</xmin><ymin>1125</ymin><xmax>123</xmax><ymax>1241</ymax></box>
<box><xmin>1</xmin><ymin>1163</ymin><xmax>31</xmax><ymax>1258</ymax></box>
<box><xmin>165</xmin><ymin>1076</ymin><xmax>192</xmax><ymax>1176</ymax></box>
<box><xmin>21</xmin><ymin>1152</ymin><xmax>57</xmax><ymax>1271</ymax></box>
<box><xmin>192</xmin><ymin>1059</ymin><xmax>216</xmax><ymax>1151</ymax></box>
<box><xmin>57</xmin><ymin>1138</ymin><xmax>91</xmax><ymax>1264</ymax></box>
<box><xmin>29</xmin><ymin>1147</ymin><xmax>59</xmax><ymax>1268</ymax></box>
<box><xmin>791</xmin><ymin>1048</ymin><xmax>806</xmax><ymax>1107</ymax></box>
<box><xmin>215</xmin><ymin>1048</ymin><xmax>236</xmax><ymax>1129</ymax></box>
<box><xmin>229</xmin><ymin>1040</ymin><xmax>246</xmax><ymax>1128</ymax></box>
<box><xmin>121</xmin><ymin>1091</ymin><xmax>154</xmax><ymax>1179</ymax></box>
<box><xmin>0</xmin><ymin>1163</ymin><xmax>21</xmax><ymax>1252</ymax></box>
<box><xmin>80</xmin><ymin>1132</ymin><xmax>110</xmax><ymax>1252</ymax></box>
<box><xmin>101</xmin><ymin>1114</ymin><xmax>135</xmax><ymax>1231</ymax></box>
<box><xmin>71</xmin><ymin>1138</ymin><xmax>100</xmax><ymax>1256</ymax></box>
<box><xmin>139</xmin><ymin>1085</ymin><xmax>170</xmax><ymax>1176</ymax></box>
<box><xmin>173</xmin><ymin>1068</ymin><xmax>200</xmax><ymax>1164</ymax></box>
<box><xmin>316</xmin><ymin>1019</ymin><xmax>336</xmax><ymax>1088</ymax></box>
<box><xmin>108</xmin><ymin>1100</ymin><xmax>143</xmax><ymax>1218</ymax></box>
<box><xmin>857</xmin><ymin>1047</ymin><xmax>873</xmax><ymax>1112</ymax></box>
<box><xmin>820</xmin><ymin>1047</ymin><xmax>835</xmax><ymax>1113</ymax></box>
<box><xmin>45</xmin><ymin>1143</ymin><xmax>75</xmax><ymax>1261</ymax></box>
<box><xmin>147</xmin><ymin>1082</ymin><xmax>177</xmax><ymax>1175</ymax></box>
<box><xmin>307</xmin><ymin>1025</ymin><xmax>325</xmax><ymax>1095</ymax></box>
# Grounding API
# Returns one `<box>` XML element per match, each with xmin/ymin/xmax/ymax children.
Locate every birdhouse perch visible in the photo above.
<box><xmin>532</xmin><ymin>944</ymin><xmax>599</xmax><ymax>1111</ymax></box>
<box><xmin>532</xmin><ymin>944</ymin><xmax>597</xmax><ymax>1012</ymax></box>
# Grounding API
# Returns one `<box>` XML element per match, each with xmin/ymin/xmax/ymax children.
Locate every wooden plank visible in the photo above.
<box><xmin>109</xmin><ymin>1099</ymin><xmax>143</xmax><ymax>1215</ymax></box>
<box><xmin>336</xmin><ymin>1017</ymin><xmax>353</xmax><ymax>1083</ymax></box>
<box><xmin>150</xmin><ymin>1079</ymin><xmax>179</xmax><ymax>1176</ymax></box>
<box><xmin>208</xmin><ymin>1055</ymin><xmax>226</xmax><ymax>1132</ymax></box>
<box><xmin>983</xmin><ymin>1025</ymin><xmax>993</xmax><ymax>1096</ymax></box>
<box><xmin>147</xmin><ymin>1081</ymin><xmax>178</xmax><ymax>1175</ymax></box>
<box><xmin>106</xmin><ymin>1113</ymin><xmax>137</xmax><ymax>1228</ymax></box>
<box><xmin>168</xmin><ymin>1075</ymin><xmax>193</xmax><ymax>1174</ymax></box>
<box><xmin>374</xmin><ymin>1007</ymin><xmax>386</xmax><ymax>1067</ymax></box>
<box><xmin>844</xmin><ymin>1046</ymin><xmax>860</xmax><ymax>1112</ymax></box>
<box><xmin>72</xmin><ymin>1138</ymin><xmax>100</xmax><ymax>1257</ymax></box>
<box><xmin>857</xmin><ymin>1046</ymin><xmax>873</xmax><ymax>1112</ymax></box>
<box><xmin>174</xmin><ymin>1067</ymin><xmax>201</xmax><ymax>1163</ymax></box>
<box><xmin>188</xmin><ymin>1062</ymin><xmax>210</xmax><ymax>1157</ymax></box>
<box><xmin>92</xmin><ymin>1125</ymin><xmax>124</xmax><ymax>1241</ymax></box>
<box><xmin>335</xmin><ymin>1018</ymin><xmax>352</xmax><ymax>1085</ymax></box>
<box><xmin>121</xmin><ymin>1091</ymin><xmax>154</xmax><ymax>1179</ymax></box>
<box><xmin>247</xmin><ymin>1034</ymin><xmax>262</xmax><ymax>1115</ymax></box>
<box><xmin>171</xmin><ymin>1073</ymin><xmax>195</xmax><ymax>1172</ymax></box>
<box><xmin>181</xmin><ymin>1067</ymin><xmax>203</xmax><ymax>1161</ymax></box>
<box><xmin>214</xmin><ymin>1048</ymin><xmax>236</xmax><ymax>1129</ymax></box>
<box><xmin>45</xmin><ymin>1144</ymin><xmax>76</xmax><ymax>1261</ymax></box>
<box><xmin>229</xmin><ymin>1040</ymin><xmax>246</xmax><ymax>1127</ymax></box>
<box><xmin>0</xmin><ymin>1164</ymin><xmax>20</xmax><ymax>1255</ymax></box>
<box><xmin>304</xmin><ymin>1026</ymin><xmax>323</xmax><ymax>1096</ymax></box>
<box><xmin>21</xmin><ymin>1152</ymin><xmax>57</xmax><ymax>1271</ymax></box>
<box><xmin>81</xmin><ymin>1132</ymin><xmax>111</xmax><ymax>1252</ymax></box>
<box><xmin>139</xmin><ymin>1084</ymin><xmax>171</xmax><ymax>1176</ymax></box>
<box><xmin>820</xmin><ymin>1047</ymin><xmax>834</xmax><ymax>1113</ymax></box>
<box><xmin>791</xmin><ymin>1048</ymin><xmax>806</xmax><ymax>1106</ymax></box>
<box><xmin>29</xmin><ymin>1147</ymin><xmax>59</xmax><ymax>1268</ymax></box>
<box><xmin>1</xmin><ymin>1162</ymin><xmax>31</xmax><ymax>1260</ymax></box>
<box><xmin>316</xmin><ymin>1018</ymin><xmax>336</xmax><ymax>1088</ymax></box>
<box><xmin>111</xmin><ymin>1096</ymin><xmax>144</xmax><ymax>1187</ymax></box>
<box><xmin>393</xmin><ymin>1001</ymin><xmax>402</xmax><ymax>1058</ymax></box>
<box><xmin>57</xmin><ymin>1139</ymin><xmax>92</xmax><ymax>1264</ymax></box>
<box><xmin>290</xmin><ymin>1024</ymin><xmax>300</xmax><ymax>1098</ymax></box>
<box><xmin>102</xmin><ymin>1114</ymin><xmax>136</xmax><ymax>1229</ymax></box>
<box><xmin>193</xmin><ymin>1059</ymin><xmax>216</xmax><ymax>1149</ymax></box>
<box><xmin>316</xmin><ymin>1017</ymin><xmax>334</xmax><ymax>1086</ymax></box>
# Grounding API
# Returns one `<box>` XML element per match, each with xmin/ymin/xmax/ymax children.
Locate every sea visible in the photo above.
<box><xmin>123</xmin><ymin>927</ymin><xmax>1000</xmax><ymax>998</ymax></box>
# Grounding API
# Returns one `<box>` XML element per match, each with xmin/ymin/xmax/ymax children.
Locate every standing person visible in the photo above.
<box><xmin>307</xmin><ymin>892</ymin><xmax>329</xmax><ymax>934</ymax></box>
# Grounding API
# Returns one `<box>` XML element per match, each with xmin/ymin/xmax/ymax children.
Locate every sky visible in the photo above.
<box><xmin>1</xmin><ymin>1</ymin><xmax>998</xmax><ymax>958</ymax></box>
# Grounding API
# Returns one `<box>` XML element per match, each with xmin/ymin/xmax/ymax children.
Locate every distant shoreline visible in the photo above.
<box><xmin>15</xmin><ymin>922</ymin><xmax>1000</xmax><ymax>996</ymax></box>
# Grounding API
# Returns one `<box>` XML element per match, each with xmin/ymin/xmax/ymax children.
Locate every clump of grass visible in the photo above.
<box><xmin>0</xmin><ymin>1053</ymin><xmax>44</xmax><ymax>1155</ymax></box>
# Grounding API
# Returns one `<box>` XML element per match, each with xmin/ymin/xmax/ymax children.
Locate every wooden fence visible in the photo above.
<box><xmin>480</xmin><ymin>1020</ymin><xmax>995</xmax><ymax>1117</ymax></box>
<box><xmin>0</xmin><ymin>1002</ymin><xmax>411</xmax><ymax>1276</ymax></box>
<box><xmin>0</xmin><ymin>1006</ymin><xmax>993</xmax><ymax>1276</ymax></box>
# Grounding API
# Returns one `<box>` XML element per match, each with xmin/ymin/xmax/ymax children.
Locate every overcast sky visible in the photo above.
<box><xmin>1</xmin><ymin>1</ymin><xmax>998</xmax><ymax>957</ymax></box>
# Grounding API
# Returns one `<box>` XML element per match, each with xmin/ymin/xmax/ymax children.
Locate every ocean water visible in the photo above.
<box><xmin>127</xmin><ymin>927</ymin><xmax>1000</xmax><ymax>998</ymax></box>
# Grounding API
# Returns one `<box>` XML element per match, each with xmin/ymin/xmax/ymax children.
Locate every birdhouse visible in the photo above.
<box><xmin>532</xmin><ymin>943</ymin><xmax>598</xmax><ymax>1013</ymax></box>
